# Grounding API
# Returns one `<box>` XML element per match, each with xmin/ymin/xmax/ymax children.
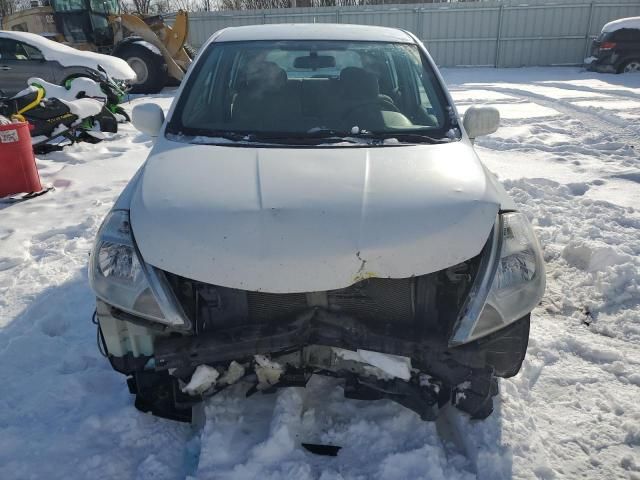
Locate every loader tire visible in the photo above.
<box><xmin>116</xmin><ymin>42</ymin><xmax>167</xmax><ymax>94</ymax></box>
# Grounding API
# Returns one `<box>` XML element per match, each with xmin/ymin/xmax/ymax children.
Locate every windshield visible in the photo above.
<box><xmin>52</xmin><ymin>0</ymin><xmax>118</xmax><ymax>12</ymax></box>
<box><xmin>167</xmin><ymin>40</ymin><xmax>455</xmax><ymax>145</ymax></box>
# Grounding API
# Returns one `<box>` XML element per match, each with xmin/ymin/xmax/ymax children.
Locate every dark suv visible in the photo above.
<box><xmin>586</xmin><ymin>17</ymin><xmax>640</xmax><ymax>73</ymax></box>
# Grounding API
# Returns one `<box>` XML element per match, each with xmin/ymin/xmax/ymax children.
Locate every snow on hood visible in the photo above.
<box><xmin>0</xmin><ymin>31</ymin><xmax>136</xmax><ymax>81</ymax></box>
<box><xmin>130</xmin><ymin>140</ymin><xmax>506</xmax><ymax>293</ymax></box>
<box><xmin>602</xmin><ymin>16</ymin><xmax>640</xmax><ymax>33</ymax></box>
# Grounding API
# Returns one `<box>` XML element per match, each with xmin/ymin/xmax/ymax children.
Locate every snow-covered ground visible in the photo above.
<box><xmin>1</xmin><ymin>68</ymin><xmax>639</xmax><ymax>479</ymax></box>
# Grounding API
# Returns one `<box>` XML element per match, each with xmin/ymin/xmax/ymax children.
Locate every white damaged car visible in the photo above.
<box><xmin>89</xmin><ymin>24</ymin><xmax>545</xmax><ymax>422</ymax></box>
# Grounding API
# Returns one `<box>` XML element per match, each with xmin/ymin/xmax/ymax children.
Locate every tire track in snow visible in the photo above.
<box><xmin>477</xmin><ymin>85</ymin><xmax>640</xmax><ymax>152</ymax></box>
<box><xmin>533</xmin><ymin>80</ymin><xmax>640</xmax><ymax>103</ymax></box>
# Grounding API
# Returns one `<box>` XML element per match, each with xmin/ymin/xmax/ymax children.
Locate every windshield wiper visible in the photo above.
<box><xmin>192</xmin><ymin>129</ymin><xmax>259</xmax><ymax>142</ymax></box>
<box><xmin>247</xmin><ymin>129</ymin><xmax>362</xmax><ymax>145</ymax></box>
<box><xmin>167</xmin><ymin>127</ymin><xmax>454</xmax><ymax>146</ymax></box>
<box><xmin>279</xmin><ymin>128</ymin><xmax>454</xmax><ymax>145</ymax></box>
<box><xmin>351</xmin><ymin>131</ymin><xmax>454</xmax><ymax>144</ymax></box>
<box><xmin>166</xmin><ymin>128</ymin><xmax>264</xmax><ymax>143</ymax></box>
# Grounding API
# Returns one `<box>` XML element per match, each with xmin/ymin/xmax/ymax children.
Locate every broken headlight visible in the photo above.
<box><xmin>89</xmin><ymin>210</ymin><xmax>187</xmax><ymax>328</ymax></box>
<box><xmin>451</xmin><ymin>212</ymin><xmax>545</xmax><ymax>345</ymax></box>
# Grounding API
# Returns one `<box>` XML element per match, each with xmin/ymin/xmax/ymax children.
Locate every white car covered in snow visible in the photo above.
<box><xmin>89</xmin><ymin>24</ymin><xmax>545</xmax><ymax>422</ymax></box>
<box><xmin>0</xmin><ymin>30</ymin><xmax>135</xmax><ymax>96</ymax></box>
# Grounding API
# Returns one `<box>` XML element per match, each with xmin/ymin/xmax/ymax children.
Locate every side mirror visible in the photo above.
<box><xmin>463</xmin><ymin>106</ymin><xmax>500</xmax><ymax>141</ymax></box>
<box><xmin>132</xmin><ymin>103</ymin><xmax>165</xmax><ymax>137</ymax></box>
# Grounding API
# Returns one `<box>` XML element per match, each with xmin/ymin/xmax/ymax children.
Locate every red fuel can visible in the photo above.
<box><xmin>0</xmin><ymin>122</ymin><xmax>42</xmax><ymax>198</ymax></box>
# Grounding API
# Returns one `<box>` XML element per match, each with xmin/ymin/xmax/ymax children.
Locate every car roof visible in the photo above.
<box><xmin>602</xmin><ymin>16</ymin><xmax>640</xmax><ymax>33</ymax></box>
<box><xmin>0</xmin><ymin>30</ymin><xmax>51</xmax><ymax>44</ymax></box>
<box><xmin>212</xmin><ymin>24</ymin><xmax>416</xmax><ymax>44</ymax></box>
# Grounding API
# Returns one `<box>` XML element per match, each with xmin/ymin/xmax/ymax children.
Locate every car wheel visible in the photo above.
<box><xmin>620</xmin><ymin>59</ymin><xmax>640</xmax><ymax>73</ymax></box>
<box><xmin>116</xmin><ymin>43</ymin><xmax>168</xmax><ymax>94</ymax></box>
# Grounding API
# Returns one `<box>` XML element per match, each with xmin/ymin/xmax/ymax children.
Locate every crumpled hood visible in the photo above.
<box><xmin>131</xmin><ymin>141</ymin><xmax>505</xmax><ymax>293</ymax></box>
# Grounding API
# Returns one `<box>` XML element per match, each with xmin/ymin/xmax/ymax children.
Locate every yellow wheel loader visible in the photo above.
<box><xmin>2</xmin><ymin>2</ymin><xmax>193</xmax><ymax>94</ymax></box>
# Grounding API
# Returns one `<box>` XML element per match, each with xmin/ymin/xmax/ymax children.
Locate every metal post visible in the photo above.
<box><xmin>584</xmin><ymin>2</ymin><xmax>594</xmax><ymax>59</ymax></box>
<box><xmin>415</xmin><ymin>8</ymin><xmax>423</xmax><ymax>42</ymax></box>
<box><xmin>336</xmin><ymin>8</ymin><xmax>340</xmax><ymax>24</ymax></box>
<box><xmin>495</xmin><ymin>5</ymin><xmax>504</xmax><ymax>68</ymax></box>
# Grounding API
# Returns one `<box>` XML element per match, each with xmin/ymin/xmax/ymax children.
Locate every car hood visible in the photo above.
<box><xmin>130</xmin><ymin>140</ymin><xmax>506</xmax><ymax>293</ymax></box>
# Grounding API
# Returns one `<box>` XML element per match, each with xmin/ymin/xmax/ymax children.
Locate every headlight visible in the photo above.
<box><xmin>450</xmin><ymin>212</ymin><xmax>545</xmax><ymax>345</ymax></box>
<box><xmin>89</xmin><ymin>210</ymin><xmax>188</xmax><ymax>328</ymax></box>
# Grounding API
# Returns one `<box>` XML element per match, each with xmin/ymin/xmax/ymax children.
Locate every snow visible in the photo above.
<box><xmin>59</xmin><ymin>98</ymin><xmax>103</xmax><ymax>118</ymax></box>
<box><xmin>137</xmin><ymin>40</ymin><xmax>163</xmax><ymax>57</ymax></box>
<box><xmin>2</xmin><ymin>70</ymin><xmax>640</xmax><ymax>479</ymax></box>
<box><xmin>0</xmin><ymin>31</ymin><xmax>136</xmax><ymax>81</ymax></box>
<box><xmin>183</xmin><ymin>365</ymin><xmax>220</xmax><ymax>395</ymax></box>
<box><xmin>219</xmin><ymin>360</ymin><xmax>246</xmax><ymax>385</ymax></box>
<box><xmin>254</xmin><ymin>355</ymin><xmax>285</xmax><ymax>390</ymax></box>
<box><xmin>29</xmin><ymin>76</ymin><xmax>107</xmax><ymax>103</ymax></box>
<box><xmin>601</xmin><ymin>16</ymin><xmax>640</xmax><ymax>34</ymax></box>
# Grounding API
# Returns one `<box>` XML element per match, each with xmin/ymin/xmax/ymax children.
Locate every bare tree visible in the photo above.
<box><xmin>1</xmin><ymin>0</ymin><xmax>31</xmax><ymax>17</ymax></box>
<box><xmin>218</xmin><ymin>0</ymin><xmax>382</xmax><ymax>9</ymax></box>
<box><xmin>131</xmin><ymin>0</ymin><xmax>152</xmax><ymax>13</ymax></box>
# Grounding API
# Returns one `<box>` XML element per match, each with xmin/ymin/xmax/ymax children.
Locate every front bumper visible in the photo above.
<box><xmin>96</xmin><ymin>298</ymin><xmax>529</xmax><ymax>422</ymax></box>
<box><xmin>94</xmin><ymin>214</ymin><xmax>533</xmax><ymax>422</ymax></box>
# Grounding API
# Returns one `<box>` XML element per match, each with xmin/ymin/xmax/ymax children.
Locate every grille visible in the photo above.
<box><xmin>247</xmin><ymin>291</ymin><xmax>308</xmax><ymax>323</ymax></box>
<box><xmin>327</xmin><ymin>278</ymin><xmax>414</xmax><ymax>324</ymax></box>
<box><xmin>165</xmin><ymin>253</ymin><xmax>482</xmax><ymax>336</ymax></box>
<box><xmin>167</xmin><ymin>274</ymin><xmax>419</xmax><ymax>332</ymax></box>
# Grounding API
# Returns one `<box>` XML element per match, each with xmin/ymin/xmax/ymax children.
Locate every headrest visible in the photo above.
<box><xmin>340</xmin><ymin>67</ymin><xmax>379</xmax><ymax>99</ymax></box>
<box><xmin>245</xmin><ymin>61</ymin><xmax>287</xmax><ymax>92</ymax></box>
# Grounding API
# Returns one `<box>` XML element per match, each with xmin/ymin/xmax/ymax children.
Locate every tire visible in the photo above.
<box><xmin>618</xmin><ymin>59</ymin><xmax>640</xmax><ymax>74</ymax></box>
<box><xmin>115</xmin><ymin>42</ymin><xmax>168</xmax><ymax>94</ymax></box>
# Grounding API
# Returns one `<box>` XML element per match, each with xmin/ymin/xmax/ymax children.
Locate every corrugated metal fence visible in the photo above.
<box><xmin>174</xmin><ymin>0</ymin><xmax>640</xmax><ymax>67</ymax></box>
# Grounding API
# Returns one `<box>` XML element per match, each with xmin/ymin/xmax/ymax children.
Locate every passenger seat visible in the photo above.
<box><xmin>232</xmin><ymin>62</ymin><xmax>297</xmax><ymax>132</ymax></box>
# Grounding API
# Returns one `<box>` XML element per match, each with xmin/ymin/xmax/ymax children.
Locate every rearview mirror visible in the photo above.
<box><xmin>463</xmin><ymin>106</ymin><xmax>500</xmax><ymax>141</ymax></box>
<box><xmin>132</xmin><ymin>103</ymin><xmax>164</xmax><ymax>137</ymax></box>
<box><xmin>293</xmin><ymin>54</ymin><xmax>336</xmax><ymax>70</ymax></box>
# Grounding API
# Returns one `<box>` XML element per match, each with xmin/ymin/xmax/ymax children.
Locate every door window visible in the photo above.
<box><xmin>0</xmin><ymin>39</ymin><xmax>44</xmax><ymax>61</ymax></box>
<box><xmin>612</xmin><ymin>28</ymin><xmax>640</xmax><ymax>43</ymax></box>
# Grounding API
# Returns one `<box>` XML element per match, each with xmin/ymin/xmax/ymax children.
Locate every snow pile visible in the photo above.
<box><xmin>1</xmin><ymin>69</ymin><xmax>640</xmax><ymax>479</ymax></box>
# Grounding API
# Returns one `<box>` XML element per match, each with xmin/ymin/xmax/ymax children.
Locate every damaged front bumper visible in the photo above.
<box><xmin>93</xmin><ymin>214</ymin><xmax>537</xmax><ymax>423</ymax></box>
<box><xmin>98</xmin><ymin>300</ymin><xmax>529</xmax><ymax>423</ymax></box>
